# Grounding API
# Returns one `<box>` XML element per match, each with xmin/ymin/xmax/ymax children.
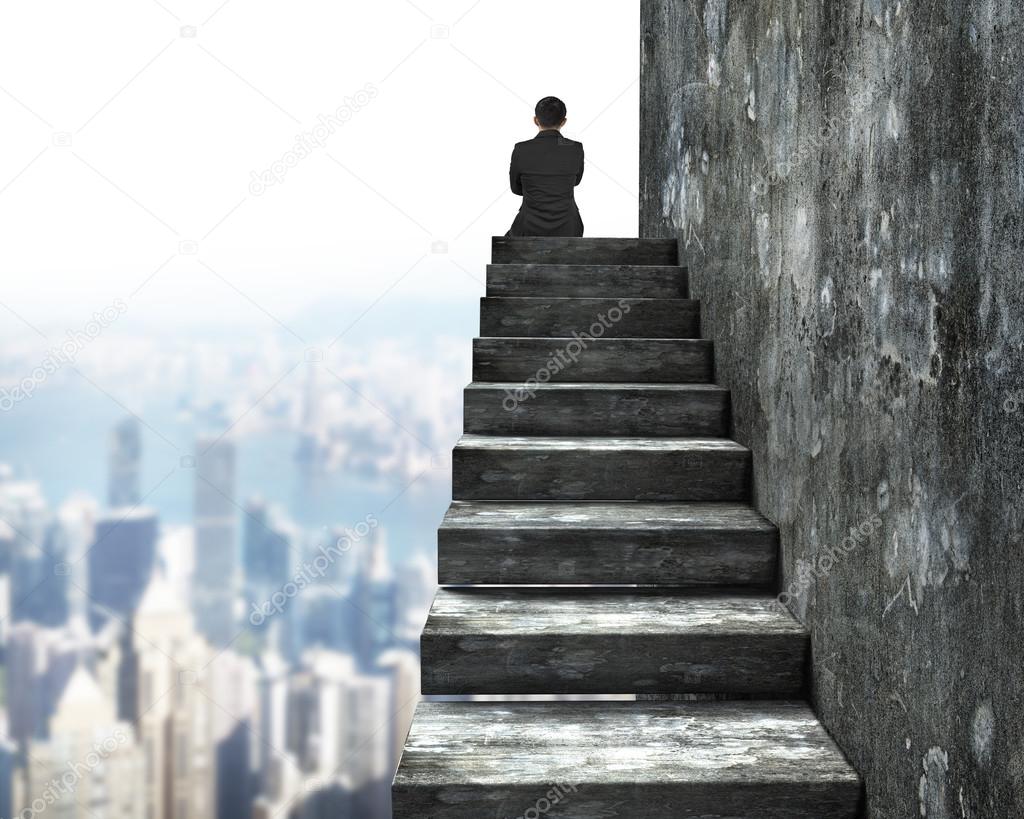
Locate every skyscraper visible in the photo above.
<box><xmin>0</xmin><ymin>734</ymin><xmax>14</xmax><ymax>819</ymax></box>
<box><xmin>208</xmin><ymin>651</ymin><xmax>258</xmax><ymax>819</ymax></box>
<box><xmin>6</xmin><ymin>621</ymin><xmax>52</xmax><ymax>745</ymax></box>
<box><xmin>5</xmin><ymin>618</ymin><xmax>123</xmax><ymax>747</ymax></box>
<box><xmin>123</xmin><ymin>574</ymin><xmax>216</xmax><ymax>819</ymax></box>
<box><xmin>87</xmin><ymin>508</ymin><xmax>158</xmax><ymax>631</ymax></box>
<box><xmin>376</xmin><ymin>648</ymin><xmax>420</xmax><ymax>775</ymax></box>
<box><xmin>0</xmin><ymin>519</ymin><xmax>14</xmax><ymax>648</ymax></box>
<box><xmin>287</xmin><ymin>649</ymin><xmax>391</xmax><ymax>790</ymax></box>
<box><xmin>254</xmin><ymin>651</ymin><xmax>290</xmax><ymax>789</ymax></box>
<box><xmin>108</xmin><ymin>416</ymin><xmax>142</xmax><ymax>507</ymax></box>
<box><xmin>55</xmin><ymin>496</ymin><xmax>98</xmax><ymax>624</ymax></box>
<box><xmin>193</xmin><ymin>435</ymin><xmax>239</xmax><ymax>647</ymax></box>
<box><xmin>353</xmin><ymin>529</ymin><xmax>397</xmax><ymax>669</ymax></box>
<box><xmin>242</xmin><ymin>498</ymin><xmax>295</xmax><ymax>595</ymax></box>
<box><xmin>16</xmin><ymin>666</ymin><xmax>143</xmax><ymax>819</ymax></box>
<box><xmin>0</xmin><ymin>476</ymin><xmax>54</xmax><ymax>627</ymax></box>
<box><xmin>394</xmin><ymin>551</ymin><xmax>435</xmax><ymax>640</ymax></box>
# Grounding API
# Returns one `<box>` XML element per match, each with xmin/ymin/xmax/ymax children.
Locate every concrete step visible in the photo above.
<box><xmin>463</xmin><ymin>382</ymin><xmax>729</xmax><ymax>437</ymax></box>
<box><xmin>393</xmin><ymin>700</ymin><xmax>862</xmax><ymax>819</ymax></box>
<box><xmin>437</xmin><ymin>501</ymin><xmax>777</xmax><ymax>586</ymax></box>
<box><xmin>479</xmin><ymin>296</ymin><xmax>699</xmax><ymax>338</ymax></box>
<box><xmin>420</xmin><ymin>589</ymin><xmax>807</xmax><ymax>695</ymax></box>
<box><xmin>395</xmin><ymin>696</ymin><xmax>860</xmax><ymax>818</ymax></box>
<box><xmin>492</xmin><ymin>236</ymin><xmax>678</xmax><ymax>265</ymax></box>
<box><xmin>451</xmin><ymin>436</ymin><xmax>750</xmax><ymax>501</ymax></box>
<box><xmin>473</xmin><ymin>337</ymin><xmax>713</xmax><ymax>383</ymax></box>
<box><xmin>487</xmin><ymin>262</ymin><xmax>688</xmax><ymax>298</ymax></box>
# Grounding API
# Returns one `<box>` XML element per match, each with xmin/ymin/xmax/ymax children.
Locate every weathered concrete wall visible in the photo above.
<box><xmin>640</xmin><ymin>1</ymin><xmax>1024</xmax><ymax>815</ymax></box>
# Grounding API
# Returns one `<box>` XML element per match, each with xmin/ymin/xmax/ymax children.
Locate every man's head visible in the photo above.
<box><xmin>534</xmin><ymin>96</ymin><xmax>567</xmax><ymax>130</ymax></box>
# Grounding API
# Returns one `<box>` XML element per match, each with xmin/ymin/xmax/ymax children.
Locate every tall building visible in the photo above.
<box><xmin>19</xmin><ymin>523</ymin><xmax>70</xmax><ymax>626</ymax></box>
<box><xmin>54</xmin><ymin>495</ymin><xmax>98</xmax><ymax>624</ymax></box>
<box><xmin>156</xmin><ymin>524</ymin><xmax>195</xmax><ymax>603</ymax></box>
<box><xmin>16</xmin><ymin>666</ymin><xmax>143</xmax><ymax>819</ymax></box>
<box><xmin>287</xmin><ymin>649</ymin><xmax>391</xmax><ymax>790</ymax></box>
<box><xmin>0</xmin><ymin>519</ymin><xmax>14</xmax><ymax>648</ymax></box>
<box><xmin>5</xmin><ymin>618</ymin><xmax>123</xmax><ymax>747</ymax></box>
<box><xmin>338</xmin><ymin>669</ymin><xmax>392</xmax><ymax>791</ymax></box>
<box><xmin>394</xmin><ymin>551</ymin><xmax>435</xmax><ymax>641</ymax></box>
<box><xmin>376</xmin><ymin>648</ymin><xmax>420</xmax><ymax>775</ymax></box>
<box><xmin>207</xmin><ymin>651</ymin><xmax>259</xmax><ymax>819</ymax></box>
<box><xmin>193</xmin><ymin>435</ymin><xmax>239</xmax><ymax>647</ymax></box>
<box><xmin>87</xmin><ymin>508</ymin><xmax>158</xmax><ymax>630</ymax></box>
<box><xmin>108</xmin><ymin>416</ymin><xmax>142</xmax><ymax>507</ymax></box>
<box><xmin>0</xmin><ymin>476</ymin><xmax>53</xmax><ymax>627</ymax></box>
<box><xmin>0</xmin><ymin>473</ymin><xmax>48</xmax><ymax>547</ymax></box>
<box><xmin>123</xmin><ymin>575</ymin><xmax>216</xmax><ymax>819</ymax></box>
<box><xmin>0</xmin><ymin>733</ymin><xmax>15</xmax><ymax>819</ymax></box>
<box><xmin>242</xmin><ymin>498</ymin><xmax>295</xmax><ymax>595</ymax></box>
<box><xmin>254</xmin><ymin>651</ymin><xmax>291</xmax><ymax>787</ymax></box>
<box><xmin>5</xmin><ymin>621</ymin><xmax>48</xmax><ymax>744</ymax></box>
<box><xmin>352</xmin><ymin>529</ymin><xmax>397</xmax><ymax>669</ymax></box>
<box><xmin>298</xmin><ymin>586</ymin><xmax>351</xmax><ymax>654</ymax></box>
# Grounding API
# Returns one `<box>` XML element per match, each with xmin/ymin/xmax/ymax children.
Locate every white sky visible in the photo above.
<box><xmin>0</xmin><ymin>0</ymin><xmax>640</xmax><ymax>332</ymax></box>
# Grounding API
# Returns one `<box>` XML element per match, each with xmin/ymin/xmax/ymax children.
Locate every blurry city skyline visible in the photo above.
<box><xmin>0</xmin><ymin>1</ymin><xmax>641</xmax><ymax>815</ymax></box>
<box><xmin>0</xmin><ymin>335</ymin><xmax>448</xmax><ymax>818</ymax></box>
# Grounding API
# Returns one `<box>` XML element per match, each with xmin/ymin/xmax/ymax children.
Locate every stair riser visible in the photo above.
<box><xmin>487</xmin><ymin>264</ymin><xmax>688</xmax><ymax>298</ymax></box>
<box><xmin>394</xmin><ymin>784</ymin><xmax>861</xmax><ymax>819</ymax></box>
<box><xmin>492</xmin><ymin>237</ymin><xmax>678</xmax><ymax>265</ymax></box>
<box><xmin>480</xmin><ymin>298</ymin><xmax>699</xmax><ymax>339</ymax></box>
<box><xmin>437</xmin><ymin>531</ymin><xmax>777</xmax><ymax>586</ymax></box>
<box><xmin>452</xmin><ymin>448</ymin><xmax>750</xmax><ymax>501</ymax></box>
<box><xmin>463</xmin><ymin>386</ymin><xmax>729</xmax><ymax>436</ymax></box>
<box><xmin>421</xmin><ymin>634</ymin><xmax>806</xmax><ymax>695</ymax></box>
<box><xmin>473</xmin><ymin>339</ymin><xmax>714</xmax><ymax>383</ymax></box>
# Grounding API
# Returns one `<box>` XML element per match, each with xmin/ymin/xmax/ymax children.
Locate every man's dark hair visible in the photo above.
<box><xmin>535</xmin><ymin>96</ymin><xmax>567</xmax><ymax>128</ymax></box>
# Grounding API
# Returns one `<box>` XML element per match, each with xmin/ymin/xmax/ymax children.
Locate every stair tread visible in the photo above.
<box><xmin>438</xmin><ymin>502</ymin><xmax>778</xmax><ymax>587</ymax></box>
<box><xmin>476</xmin><ymin>335</ymin><xmax>708</xmax><ymax>342</ymax></box>
<box><xmin>464</xmin><ymin>382</ymin><xmax>730</xmax><ymax>437</ymax></box>
<box><xmin>488</xmin><ymin>262</ymin><xmax>685</xmax><ymax>268</ymax></box>
<box><xmin>486</xmin><ymin>263</ymin><xmax>688</xmax><ymax>298</ymax></box>
<box><xmin>466</xmin><ymin>381</ymin><xmax>727</xmax><ymax>392</ymax></box>
<box><xmin>456</xmin><ymin>434</ymin><xmax>747</xmax><ymax>452</ymax></box>
<box><xmin>492</xmin><ymin>236</ymin><xmax>678</xmax><ymax>265</ymax></box>
<box><xmin>473</xmin><ymin>336</ymin><xmax>713</xmax><ymax>383</ymax></box>
<box><xmin>441</xmin><ymin>500</ymin><xmax>776</xmax><ymax>531</ymax></box>
<box><xmin>424</xmin><ymin>589</ymin><xmax>803</xmax><ymax>637</ymax></box>
<box><xmin>481</xmin><ymin>296</ymin><xmax>693</xmax><ymax>303</ymax></box>
<box><xmin>397</xmin><ymin>700</ymin><xmax>860</xmax><ymax>786</ymax></box>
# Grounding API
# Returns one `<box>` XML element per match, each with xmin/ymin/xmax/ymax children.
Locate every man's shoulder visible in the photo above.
<box><xmin>513</xmin><ymin>135</ymin><xmax>584</xmax><ymax>149</ymax></box>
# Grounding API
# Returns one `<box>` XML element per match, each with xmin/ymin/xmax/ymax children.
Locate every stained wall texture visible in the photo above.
<box><xmin>639</xmin><ymin>1</ymin><xmax>1023</xmax><ymax>816</ymax></box>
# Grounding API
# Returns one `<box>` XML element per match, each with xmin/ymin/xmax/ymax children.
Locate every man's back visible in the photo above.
<box><xmin>507</xmin><ymin>129</ymin><xmax>585</xmax><ymax>237</ymax></box>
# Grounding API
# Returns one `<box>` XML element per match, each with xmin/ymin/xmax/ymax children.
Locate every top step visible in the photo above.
<box><xmin>492</xmin><ymin>236</ymin><xmax>678</xmax><ymax>265</ymax></box>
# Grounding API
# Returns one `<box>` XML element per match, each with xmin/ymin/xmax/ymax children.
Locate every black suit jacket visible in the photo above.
<box><xmin>507</xmin><ymin>129</ymin><xmax>584</xmax><ymax>237</ymax></box>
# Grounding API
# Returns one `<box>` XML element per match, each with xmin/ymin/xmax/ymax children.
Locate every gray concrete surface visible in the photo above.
<box><xmin>640</xmin><ymin>1</ymin><xmax>1024</xmax><ymax>815</ymax></box>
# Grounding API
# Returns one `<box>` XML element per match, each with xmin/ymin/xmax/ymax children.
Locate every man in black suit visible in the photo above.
<box><xmin>506</xmin><ymin>96</ymin><xmax>585</xmax><ymax>237</ymax></box>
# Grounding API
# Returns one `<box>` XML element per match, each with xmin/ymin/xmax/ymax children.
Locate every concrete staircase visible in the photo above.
<box><xmin>393</xmin><ymin>237</ymin><xmax>862</xmax><ymax>818</ymax></box>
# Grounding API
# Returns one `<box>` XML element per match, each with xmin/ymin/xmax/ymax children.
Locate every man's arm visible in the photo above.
<box><xmin>510</xmin><ymin>147</ymin><xmax>523</xmax><ymax>196</ymax></box>
<box><xmin>575</xmin><ymin>143</ymin><xmax>585</xmax><ymax>186</ymax></box>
